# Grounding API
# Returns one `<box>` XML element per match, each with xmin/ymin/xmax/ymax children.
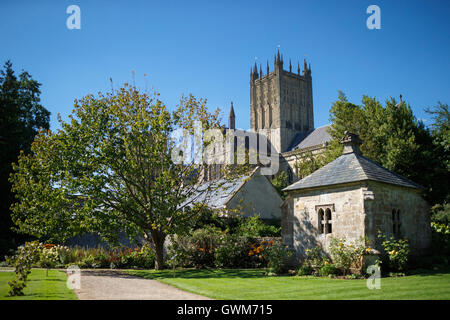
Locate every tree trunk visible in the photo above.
<box><xmin>152</xmin><ymin>231</ymin><xmax>166</xmax><ymax>270</ymax></box>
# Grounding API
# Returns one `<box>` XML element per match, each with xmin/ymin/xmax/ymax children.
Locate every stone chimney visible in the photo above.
<box><xmin>340</xmin><ymin>131</ymin><xmax>362</xmax><ymax>155</ymax></box>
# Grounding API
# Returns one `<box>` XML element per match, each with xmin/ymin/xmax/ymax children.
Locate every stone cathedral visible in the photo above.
<box><xmin>226</xmin><ymin>50</ymin><xmax>332</xmax><ymax>183</ymax></box>
<box><xmin>250</xmin><ymin>50</ymin><xmax>314</xmax><ymax>154</ymax></box>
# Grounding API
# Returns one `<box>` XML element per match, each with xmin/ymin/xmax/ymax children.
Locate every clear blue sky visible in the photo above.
<box><xmin>1</xmin><ymin>0</ymin><xmax>449</xmax><ymax>131</ymax></box>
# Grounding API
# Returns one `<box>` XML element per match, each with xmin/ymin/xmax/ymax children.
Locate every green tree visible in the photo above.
<box><xmin>0</xmin><ymin>60</ymin><xmax>50</xmax><ymax>255</ymax></box>
<box><xmin>296</xmin><ymin>92</ymin><xmax>448</xmax><ymax>205</ymax></box>
<box><xmin>10</xmin><ymin>84</ymin><xmax>221</xmax><ymax>269</ymax></box>
<box><xmin>425</xmin><ymin>102</ymin><xmax>450</xmax><ymax>204</ymax></box>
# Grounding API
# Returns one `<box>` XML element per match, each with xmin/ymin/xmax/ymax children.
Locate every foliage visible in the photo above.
<box><xmin>264</xmin><ymin>240</ymin><xmax>293</xmax><ymax>274</ymax></box>
<box><xmin>5</xmin><ymin>241</ymin><xmax>41</xmax><ymax>296</ymax></box>
<box><xmin>298</xmin><ymin>92</ymin><xmax>448</xmax><ymax>206</ymax></box>
<box><xmin>271</xmin><ymin>171</ymin><xmax>289</xmax><ymax>199</ymax></box>
<box><xmin>431</xmin><ymin>222</ymin><xmax>450</xmax><ymax>258</ymax></box>
<box><xmin>318</xmin><ymin>263</ymin><xmax>340</xmax><ymax>277</ymax></box>
<box><xmin>234</xmin><ymin>215</ymin><xmax>280</xmax><ymax>237</ymax></box>
<box><xmin>425</xmin><ymin>102</ymin><xmax>450</xmax><ymax>195</ymax></box>
<box><xmin>302</xmin><ymin>246</ymin><xmax>328</xmax><ymax>272</ymax></box>
<box><xmin>378</xmin><ymin>231</ymin><xmax>410</xmax><ymax>272</ymax></box>
<box><xmin>168</xmin><ymin>226</ymin><xmax>224</xmax><ymax>268</ymax></box>
<box><xmin>38</xmin><ymin>244</ymin><xmax>62</xmax><ymax>271</ymax></box>
<box><xmin>0</xmin><ymin>61</ymin><xmax>50</xmax><ymax>256</ymax></box>
<box><xmin>329</xmin><ymin>237</ymin><xmax>368</xmax><ymax>275</ymax></box>
<box><xmin>167</xmin><ymin>226</ymin><xmax>282</xmax><ymax>269</ymax></box>
<box><xmin>214</xmin><ymin>236</ymin><xmax>265</xmax><ymax>269</ymax></box>
<box><xmin>9</xmin><ymin>84</ymin><xmax>222</xmax><ymax>270</ymax></box>
<box><xmin>431</xmin><ymin>203</ymin><xmax>450</xmax><ymax>225</ymax></box>
<box><xmin>296</xmin><ymin>264</ymin><xmax>313</xmax><ymax>276</ymax></box>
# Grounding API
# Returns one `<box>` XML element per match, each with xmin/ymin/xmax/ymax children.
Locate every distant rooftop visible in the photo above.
<box><xmin>288</xmin><ymin>125</ymin><xmax>332</xmax><ymax>152</ymax></box>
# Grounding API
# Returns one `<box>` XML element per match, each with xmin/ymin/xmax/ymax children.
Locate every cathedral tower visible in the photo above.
<box><xmin>250</xmin><ymin>50</ymin><xmax>314</xmax><ymax>153</ymax></box>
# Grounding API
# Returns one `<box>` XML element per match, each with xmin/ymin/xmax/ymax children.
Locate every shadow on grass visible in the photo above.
<box><xmin>406</xmin><ymin>265</ymin><xmax>450</xmax><ymax>277</ymax></box>
<box><xmin>128</xmin><ymin>268</ymin><xmax>268</xmax><ymax>280</ymax></box>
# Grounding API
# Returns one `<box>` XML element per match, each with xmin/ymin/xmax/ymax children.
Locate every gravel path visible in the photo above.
<box><xmin>74</xmin><ymin>269</ymin><xmax>211</xmax><ymax>300</ymax></box>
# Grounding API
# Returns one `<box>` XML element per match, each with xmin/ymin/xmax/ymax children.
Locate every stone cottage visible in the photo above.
<box><xmin>282</xmin><ymin>132</ymin><xmax>431</xmax><ymax>261</ymax></box>
<box><xmin>189</xmin><ymin>166</ymin><xmax>283</xmax><ymax>219</ymax></box>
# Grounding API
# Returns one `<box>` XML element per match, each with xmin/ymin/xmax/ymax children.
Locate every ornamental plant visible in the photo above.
<box><xmin>378</xmin><ymin>231</ymin><xmax>410</xmax><ymax>272</ymax></box>
<box><xmin>6</xmin><ymin>241</ymin><xmax>41</xmax><ymax>296</ymax></box>
<box><xmin>39</xmin><ymin>245</ymin><xmax>60</xmax><ymax>276</ymax></box>
<box><xmin>329</xmin><ymin>237</ymin><xmax>367</xmax><ymax>275</ymax></box>
<box><xmin>263</xmin><ymin>240</ymin><xmax>293</xmax><ymax>274</ymax></box>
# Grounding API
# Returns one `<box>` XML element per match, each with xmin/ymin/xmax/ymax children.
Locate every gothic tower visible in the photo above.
<box><xmin>250</xmin><ymin>50</ymin><xmax>314</xmax><ymax>153</ymax></box>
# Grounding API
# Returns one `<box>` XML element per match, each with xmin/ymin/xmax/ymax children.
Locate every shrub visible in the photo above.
<box><xmin>297</xmin><ymin>264</ymin><xmax>313</xmax><ymax>276</ymax></box>
<box><xmin>264</xmin><ymin>241</ymin><xmax>293</xmax><ymax>274</ymax></box>
<box><xmin>168</xmin><ymin>226</ymin><xmax>224</xmax><ymax>268</ymax></box>
<box><xmin>235</xmin><ymin>215</ymin><xmax>281</xmax><ymax>237</ymax></box>
<box><xmin>431</xmin><ymin>203</ymin><xmax>450</xmax><ymax>225</ymax></box>
<box><xmin>120</xmin><ymin>244</ymin><xmax>155</xmax><ymax>269</ymax></box>
<box><xmin>303</xmin><ymin>246</ymin><xmax>327</xmax><ymax>273</ymax></box>
<box><xmin>318</xmin><ymin>263</ymin><xmax>340</xmax><ymax>277</ymax></box>
<box><xmin>431</xmin><ymin>222</ymin><xmax>450</xmax><ymax>258</ymax></box>
<box><xmin>329</xmin><ymin>237</ymin><xmax>367</xmax><ymax>275</ymax></box>
<box><xmin>378</xmin><ymin>231</ymin><xmax>410</xmax><ymax>272</ymax></box>
<box><xmin>214</xmin><ymin>235</ymin><xmax>262</xmax><ymax>268</ymax></box>
<box><xmin>6</xmin><ymin>241</ymin><xmax>41</xmax><ymax>296</ymax></box>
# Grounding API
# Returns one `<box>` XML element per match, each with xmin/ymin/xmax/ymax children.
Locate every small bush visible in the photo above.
<box><xmin>264</xmin><ymin>241</ymin><xmax>293</xmax><ymax>274</ymax></box>
<box><xmin>6</xmin><ymin>241</ymin><xmax>41</xmax><ymax>296</ymax></box>
<box><xmin>318</xmin><ymin>263</ymin><xmax>340</xmax><ymax>277</ymax></box>
<box><xmin>297</xmin><ymin>264</ymin><xmax>313</xmax><ymax>276</ymax></box>
<box><xmin>378</xmin><ymin>231</ymin><xmax>410</xmax><ymax>272</ymax></box>
<box><xmin>329</xmin><ymin>237</ymin><xmax>367</xmax><ymax>275</ymax></box>
<box><xmin>303</xmin><ymin>246</ymin><xmax>328</xmax><ymax>273</ymax></box>
<box><xmin>235</xmin><ymin>215</ymin><xmax>281</xmax><ymax>237</ymax></box>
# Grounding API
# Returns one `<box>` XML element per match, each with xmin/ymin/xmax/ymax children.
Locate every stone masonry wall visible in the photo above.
<box><xmin>290</xmin><ymin>183</ymin><xmax>365</xmax><ymax>259</ymax></box>
<box><xmin>364</xmin><ymin>181</ymin><xmax>431</xmax><ymax>255</ymax></box>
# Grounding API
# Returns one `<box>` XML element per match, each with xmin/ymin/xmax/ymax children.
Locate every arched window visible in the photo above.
<box><xmin>317</xmin><ymin>205</ymin><xmax>334</xmax><ymax>235</ymax></box>
<box><xmin>325</xmin><ymin>208</ymin><xmax>332</xmax><ymax>233</ymax></box>
<box><xmin>318</xmin><ymin>209</ymin><xmax>325</xmax><ymax>234</ymax></box>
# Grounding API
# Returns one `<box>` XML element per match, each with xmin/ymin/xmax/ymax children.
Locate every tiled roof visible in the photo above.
<box><xmin>288</xmin><ymin>125</ymin><xmax>332</xmax><ymax>151</ymax></box>
<box><xmin>283</xmin><ymin>152</ymin><xmax>423</xmax><ymax>191</ymax></box>
<box><xmin>181</xmin><ymin>168</ymin><xmax>259</xmax><ymax>209</ymax></box>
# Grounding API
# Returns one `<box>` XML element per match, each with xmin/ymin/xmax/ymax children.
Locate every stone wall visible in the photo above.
<box><xmin>226</xmin><ymin>171</ymin><xmax>283</xmax><ymax>219</ymax></box>
<box><xmin>364</xmin><ymin>181</ymin><xmax>431</xmax><ymax>255</ymax></box>
<box><xmin>289</xmin><ymin>182</ymin><xmax>366</xmax><ymax>259</ymax></box>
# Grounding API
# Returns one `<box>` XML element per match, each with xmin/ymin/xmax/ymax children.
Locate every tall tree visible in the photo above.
<box><xmin>10</xmin><ymin>84</ymin><xmax>221</xmax><ymax>269</ymax></box>
<box><xmin>0</xmin><ymin>61</ymin><xmax>50</xmax><ymax>255</ymax></box>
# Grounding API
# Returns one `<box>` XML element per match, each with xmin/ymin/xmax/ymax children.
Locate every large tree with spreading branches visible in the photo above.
<box><xmin>10</xmin><ymin>84</ymin><xmax>223</xmax><ymax>269</ymax></box>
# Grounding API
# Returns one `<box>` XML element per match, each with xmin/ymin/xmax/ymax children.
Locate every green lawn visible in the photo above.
<box><xmin>127</xmin><ymin>268</ymin><xmax>450</xmax><ymax>300</ymax></box>
<box><xmin>0</xmin><ymin>269</ymin><xmax>78</xmax><ymax>300</ymax></box>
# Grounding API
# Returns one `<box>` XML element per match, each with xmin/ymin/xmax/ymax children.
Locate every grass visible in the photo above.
<box><xmin>127</xmin><ymin>268</ymin><xmax>450</xmax><ymax>300</ymax></box>
<box><xmin>0</xmin><ymin>269</ymin><xmax>78</xmax><ymax>300</ymax></box>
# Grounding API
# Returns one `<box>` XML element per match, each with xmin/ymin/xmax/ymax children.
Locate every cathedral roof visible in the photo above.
<box><xmin>284</xmin><ymin>133</ymin><xmax>424</xmax><ymax>192</ymax></box>
<box><xmin>288</xmin><ymin>125</ymin><xmax>332</xmax><ymax>152</ymax></box>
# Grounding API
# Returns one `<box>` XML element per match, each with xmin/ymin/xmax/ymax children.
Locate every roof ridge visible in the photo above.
<box><xmin>353</xmin><ymin>153</ymin><xmax>424</xmax><ymax>189</ymax></box>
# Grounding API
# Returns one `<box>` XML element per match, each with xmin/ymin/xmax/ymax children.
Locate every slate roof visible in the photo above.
<box><xmin>288</xmin><ymin>125</ymin><xmax>332</xmax><ymax>152</ymax></box>
<box><xmin>182</xmin><ymin>169</ymin><xmax>257</xmax><ymax>209</ymax></box>
<box><xmin>283</xmin><ymin>152</ymin><xmax>424</xmax><ymax>191</ymax></box>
